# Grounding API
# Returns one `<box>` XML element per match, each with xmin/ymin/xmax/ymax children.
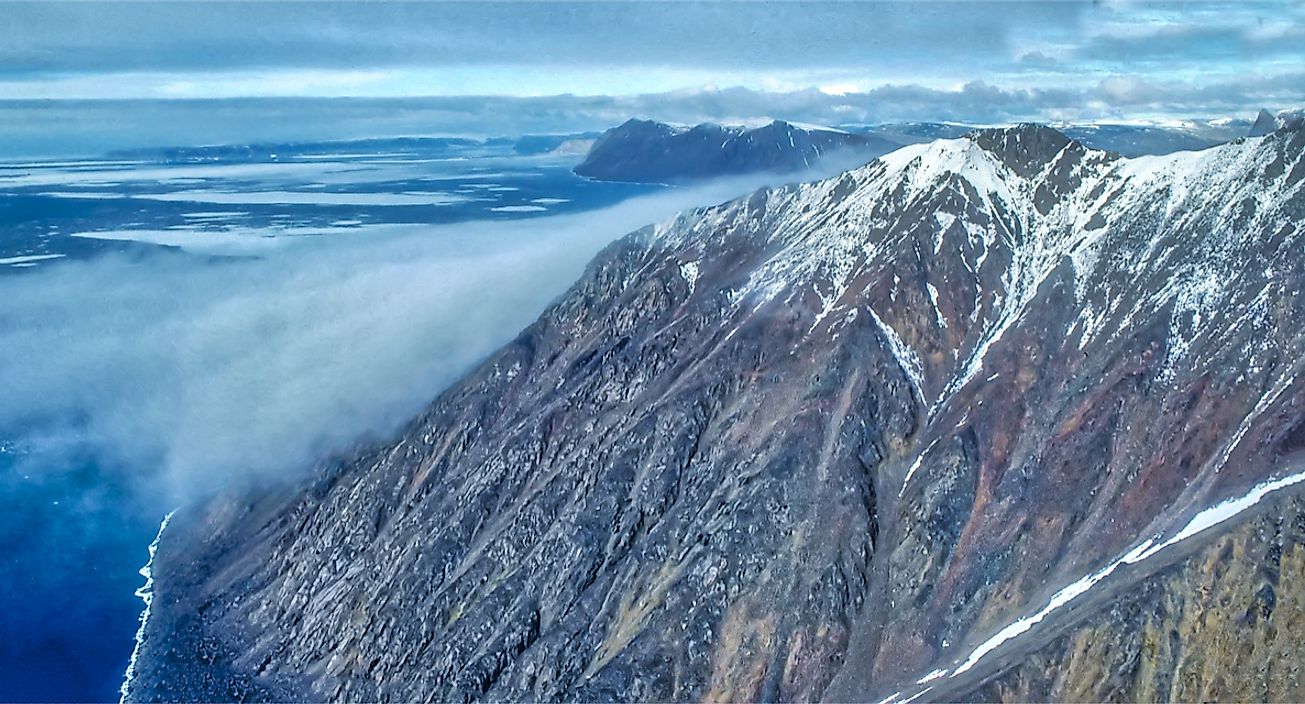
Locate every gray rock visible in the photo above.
<box><xmin>128</xmin><ymin>125</ymin><xmax>1305</xmax><ymax>702</ymax></box>
<box><xmin>574</xmin><ymin>119</ymin><xmax>896</xmax><ymax>184</ymax></box>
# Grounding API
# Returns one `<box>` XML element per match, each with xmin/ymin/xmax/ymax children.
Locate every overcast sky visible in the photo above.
<box><xmin>1</xmin><ymin>1</ymin><xmax>1302</xmax><ymax>153</ymax></box>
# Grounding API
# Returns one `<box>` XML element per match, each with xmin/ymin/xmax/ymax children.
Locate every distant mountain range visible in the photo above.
<box><xmin>510</xmin><ymin>133</ymin><xmax>602</xmax><ymax>156</ymax></box>
<box><xmin>104</xmin><ymin>137</ymin><xmax>488</xmax><ymax>162</ymax></box>
<box><xmin>572</xmin><ymin>113</ymin><xmax>1274</xmax><ymax>185</ymax></box>
<box><xmin>574</xmin><ymin>119</ymin><xmax>899</xmax><ymax>184</ymax></box>
<box><xmin>103</xmin><ymin>134</ymin><xmax>603</xmax><ymax>163</ymax></box>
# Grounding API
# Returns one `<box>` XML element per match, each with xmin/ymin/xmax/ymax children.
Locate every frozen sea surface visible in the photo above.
<box><xmin>0</xmin><ymin>137</ymin><xmax>661</xmax><ymax>270</ymax></box>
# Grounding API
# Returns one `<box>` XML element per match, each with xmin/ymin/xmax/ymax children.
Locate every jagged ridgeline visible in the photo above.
<box><xmin>574</xmin><ymin>119</ymin><xmax>899</xmax><ymax>183</ymax></box>
<box><xmin>126</xmin><ymin>123</ymin><xmax>1305</xmax><ymax>702</ymax></box>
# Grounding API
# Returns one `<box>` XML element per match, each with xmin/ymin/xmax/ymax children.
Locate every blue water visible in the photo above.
<box><xmin>0</xmin><ymin>138</ymin><xmax>661</xmax><ymax>701</ymax></box>
<box><xmin>0</xmin><ymin>139</ymin><xmax>657</xmax><ymax>269</ymax></box>
<box><xmin>0</xmin><ymin>441</ymin><xmax>154</xmax><ymax>702</ymax></box>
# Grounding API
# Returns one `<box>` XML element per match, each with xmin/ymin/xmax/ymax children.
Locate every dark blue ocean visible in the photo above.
<box><xmin>0</xmin><ymin>137</ymin><xmax>661</xmax><ymax>702</ymax></box>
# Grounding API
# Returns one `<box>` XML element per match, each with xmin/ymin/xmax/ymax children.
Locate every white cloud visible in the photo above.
<box><xmin>819</xmin><ymin>83</ymin><xmax>861</xmax><ymax>96</ymax></box>
<box><xmin>157</xmin><ymin>69</ymin><xmax>393</xmax><ymax>99</ymax></box>
<box><xmin>1097</xmin><ymin>75</ymin><xmax>1154</xmax><ymax>104</ymax></box>
<box><xmin>0</xmin><ymin>173</ymin><xmax>801</xmax><ymax>506</ymax></box>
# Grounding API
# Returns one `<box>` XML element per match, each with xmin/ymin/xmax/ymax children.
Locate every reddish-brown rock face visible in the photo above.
<box><xmin>127</xmin><ymin>124</ymin><xmax>1305</xmax><ymax>702</ymax></box>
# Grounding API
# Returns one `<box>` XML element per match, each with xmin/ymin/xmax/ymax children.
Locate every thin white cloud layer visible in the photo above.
<box><xmin>0</xmin><ymin>175</ymin><xmax>796</xmax><ymax>506</ymax></box>
<box><xmin>6</xmin><ymin>74</ymin><xmax>1302</xmax><ymax>159</ymax></box>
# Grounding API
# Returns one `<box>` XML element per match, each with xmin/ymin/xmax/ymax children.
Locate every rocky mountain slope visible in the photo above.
<box><xmin>126</xmin><ymin>122</ymin><xmax>1305</xmax><ymax>702</ymax></box>
<box><xmin>574</xmin><ymin>119</ymin><xmax>897</xmax><ymax>183</ymax></box>
<box><xmin>1250</xmin><ymin>108</ymin><xmax>1305</xmax><ymax>138</ymax></box>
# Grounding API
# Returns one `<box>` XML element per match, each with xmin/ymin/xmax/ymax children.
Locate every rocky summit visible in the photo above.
<box><xmin>126</xmin><ymin>122</ymin><xmax>1305</xmax><ymax>702</ymax></box>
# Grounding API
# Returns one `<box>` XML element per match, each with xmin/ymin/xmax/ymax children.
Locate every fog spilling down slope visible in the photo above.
<box><xmin>0</xmin><ymin>176</ymin><xmax>788</xmax><ymax>505</ymax></box>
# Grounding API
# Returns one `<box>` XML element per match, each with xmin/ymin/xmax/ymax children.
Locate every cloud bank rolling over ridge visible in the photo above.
<box><xmin>0</xmin><ymin>175</ymin><xmax>804</xmax><ymax>506</ymax></box>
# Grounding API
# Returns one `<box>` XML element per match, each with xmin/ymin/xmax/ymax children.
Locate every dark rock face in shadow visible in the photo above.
<box><xmin>574</xmin><ymin>119</ymin><xmax>897</xmax><ymax>184</ymax></box>
<box><xmin>127</xmin><ymin>124</ymin><xmax>1305</xmax><ymax>702</ymax></box>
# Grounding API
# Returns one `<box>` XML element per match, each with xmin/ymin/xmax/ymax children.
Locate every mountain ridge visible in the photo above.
<box><xmin>127</xmin><ymin>123</ymin><xmax>1305</xmax><ymax>702</ymax></box>
<box><xmin>1250</xmin><ymin>108</ymin><xmax>1305</xmax><ymax>138</ymax></box>
<box><xmin>573</xmin><ymin>118</ymin><xmax>898</xmax><ymax>184</ymax></box>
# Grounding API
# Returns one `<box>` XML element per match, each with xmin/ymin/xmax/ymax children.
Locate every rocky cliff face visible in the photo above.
<box><xmin>126</xmin><ymin>123</ymin><xmax>1305</xmax><ymax>702</ymax></box>
<box><xmin>574</xmin><ymin>119</ymin><xmax>896</xmax><ymax>184</ymax></box>
<box><xmin>968</xmin><ymin>493</ymin><xmax>1305</xmax><ymax>702</ymax></box>
<box><xmin>1250</xmin><ymin>109</ymin><xmax>1305</xmax><ymax>138</ymax></box>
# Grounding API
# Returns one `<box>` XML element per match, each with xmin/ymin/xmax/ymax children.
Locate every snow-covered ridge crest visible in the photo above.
<box><xmin>650</xmin><ymin>124</ymin><xmax>1303</xmax><ymax>410</ymax></box>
